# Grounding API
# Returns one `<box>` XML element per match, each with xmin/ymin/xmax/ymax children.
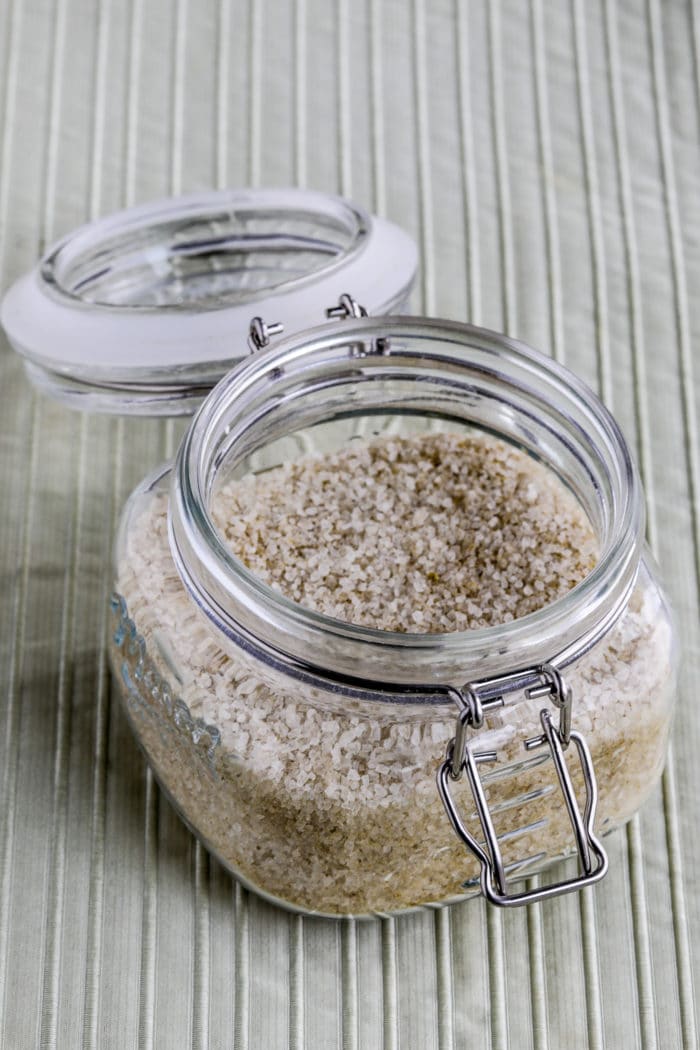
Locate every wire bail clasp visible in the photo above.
<box><xmin>524</xmin><ymin>663</ymin><xmax>572</xmax><ymax>749</ymax></box>
<box><xmin>437</xmin><ymin>665</ymin><xmax>608</xmax><ymax>907</ymax></box>
<box><xmin>446</xmin><ymin>684</ymin><xmax>492</xmax><ymax>780</ymax></box>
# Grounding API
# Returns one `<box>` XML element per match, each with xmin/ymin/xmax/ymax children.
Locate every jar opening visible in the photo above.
<box><xmin>170</xmin><ymin>319</ymin><xmax>644</xmax><ymax>690</ymax></box>
<box><xmin>43</xmin><ymin>195</ymin><xmax>367</xmax><ymax>310</ymax></box>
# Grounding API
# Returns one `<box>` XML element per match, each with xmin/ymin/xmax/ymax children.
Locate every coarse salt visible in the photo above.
<box><xmin>112</xmin><ymin>431</ymin><xmax>675</xmax><ymax>914</ymax></box>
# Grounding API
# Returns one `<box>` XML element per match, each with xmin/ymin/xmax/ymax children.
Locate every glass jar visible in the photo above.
<box><xmin>1</xmin><ymin>190</ymin><xmax>677</xmax><ymax>916</ymax></box>
<box><xmin>110</xmin><ymin>315</ymin><xmax>676</xmax><ymax>916</ymax></box>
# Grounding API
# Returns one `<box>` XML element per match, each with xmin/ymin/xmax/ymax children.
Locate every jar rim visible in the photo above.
<box><xmin>170</xmin><ymin>316</ymin><xmax>645</xmax><ymax>691</ymax></box>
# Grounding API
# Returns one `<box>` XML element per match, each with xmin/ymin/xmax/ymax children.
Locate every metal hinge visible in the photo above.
<box><xmin>248</xmin><ymin>294</ymin><xmax>390</xmax><ymax>357</ymax></box>
<box><xmin>437</xmin><ymin>664</ymin><xmax>608</xmax><ymax>907</ymax></box>
<box><xmin>248</xmin><ymin>316</ymin><xmax>284</xmax><ymax>352</ymax></box>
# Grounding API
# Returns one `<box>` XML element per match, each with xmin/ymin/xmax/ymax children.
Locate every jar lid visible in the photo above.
<box><xmin>0</xmin><ymin>188</ymin><xmax>418</xmax><ymax>415</ymax></box>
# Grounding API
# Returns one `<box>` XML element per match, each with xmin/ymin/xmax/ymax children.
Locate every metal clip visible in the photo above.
<box><xmin>324</xmin><ymin>293</ymin><xmax>392</xmax><ymax>357</ymax></box>
<box><xmin>525</xmin><ymin>663</ymin><xmax>572</xmax><ymax>748</ymax></box>
<box><xmin>325</xmin><ymin>293</ymin><xmax>368</xmax><ymax>319</ymax></box>
<box><xmin>437</xmin><ymin>667</ymin><xmax>608</xmax><ymax>906</ymax></box>
<box><xmin>446</xmin><ymin>685</ymin><xmax>485</xmax><ymax>780</ymax></box>
<box><xmin>248</xmin><ymin>316</ymin><xmax>284</xmax><ymax>352</ymax></box>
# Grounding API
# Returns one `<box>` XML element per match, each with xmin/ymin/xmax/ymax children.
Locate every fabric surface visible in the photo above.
<box><xmin>0</xmin><ymin>0</ymin><xmax>699</xmax><ymax>1047</ymax></box>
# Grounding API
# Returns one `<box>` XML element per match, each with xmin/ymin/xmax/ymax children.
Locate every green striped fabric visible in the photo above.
<box><xmin>0</xmin><ymin>1</ymin><xmax>698</xmax><ymax>1047</ymax></box>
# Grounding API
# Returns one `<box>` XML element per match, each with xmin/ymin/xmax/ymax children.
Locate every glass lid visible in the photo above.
<box><xmin>0</xmin><ymin>188</ymin><xmax>418</xmax><ymax>415</ymax></box>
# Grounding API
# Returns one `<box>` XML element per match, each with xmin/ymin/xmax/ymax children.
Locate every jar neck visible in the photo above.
<box><xmin>169</xmin><ymin>318</ymin><xmax>644</xmax><ymax>695</ymax></box>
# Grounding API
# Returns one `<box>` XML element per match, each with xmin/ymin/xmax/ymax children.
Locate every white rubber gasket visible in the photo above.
<box><xmin>1</xmin><ymin>188</ymin><xmax>418</xmax><ymax>380</ymax></box>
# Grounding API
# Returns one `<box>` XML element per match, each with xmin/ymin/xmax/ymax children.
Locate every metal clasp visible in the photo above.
<box><xmin>248</xmin><ymin>317</ymin><xmax>284</xmax><ymax>352</ymax></box>
<box><xmin>437</xmin><ymin>665</ymin><xmax>608</xmax><ymax>907</ymax></box>
<box><xmin>324</xmin><ymin>294</ymin><xmax>391</xmax><ymax>356</ymax></box>
<box><xmin>249</xmin><ymin>295</ymin><xmax>390</xmax><ymax>359</ymax></box>
<box><xmin>325</xmin><ymin>292</ymin><xmax>368</xmax><ymax>319</ymax></box>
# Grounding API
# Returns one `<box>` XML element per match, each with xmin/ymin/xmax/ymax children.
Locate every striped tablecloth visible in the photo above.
<box><xmin>0</xmin><ymin>1</ymin><xmax>698</xmax><ymax>1047</ymax></box>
